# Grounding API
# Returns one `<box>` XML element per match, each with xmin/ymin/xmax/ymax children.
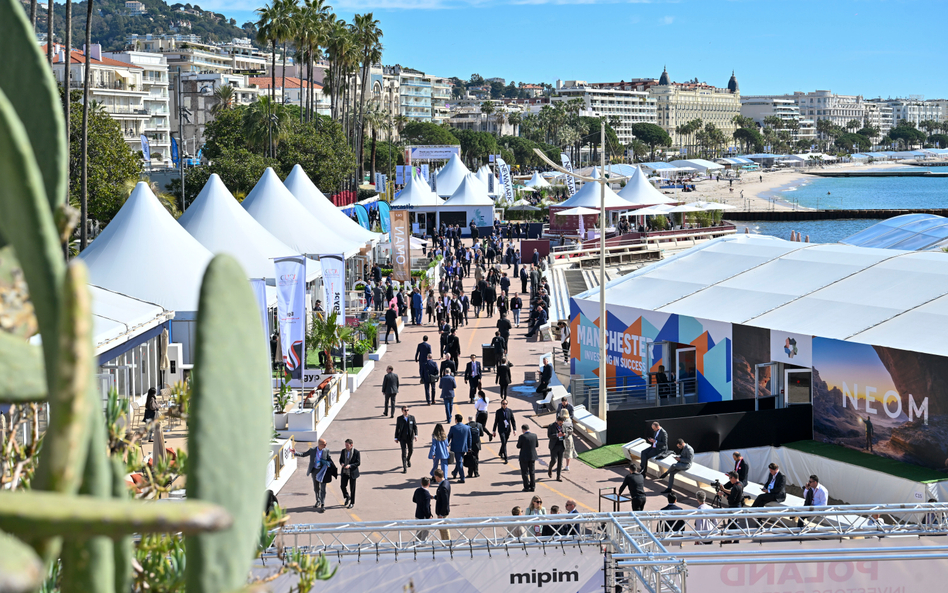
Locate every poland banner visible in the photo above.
<box><xmin>274</xmin><ymin>256</ymin><xmax>306</xmax><ymax>380</ymax></box>
<box><xmin>496</xmin><ymin>157</ymin><xmax>514</xmax><ymax>204</ymax></box>
<box><xmin>560</xmin><ymin>152</ymin><xmax>577</xmax><ymax>196</ymax></box>
<box><xmin>320</xmin><ymin>254</ymin><xmax>346</xmax><ymax>327</ymax></box>
<box><xmin>309</xmin><ymin>547</ymin><xmax>603</xmax><ymax>593</ymax></box>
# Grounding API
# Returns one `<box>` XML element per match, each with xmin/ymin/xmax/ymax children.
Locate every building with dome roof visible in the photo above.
<box><xmin>649</xmin><ymin>68</ymin><xmax>742</xmax><ymax>154</ymax></box>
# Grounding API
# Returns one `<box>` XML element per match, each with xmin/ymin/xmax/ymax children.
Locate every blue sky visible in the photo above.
<box><xmin>214</xmin><ymin>0</ymin><xmax>946</xmax><ymax>99</ymax></box>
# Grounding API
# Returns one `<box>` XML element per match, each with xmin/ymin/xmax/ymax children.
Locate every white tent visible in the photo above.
<box><xmin>78</xmin><ymin>182</ymin><xmax>213</xmax><ymax>312</ymax></box>
<box><xmin>283</xmin><ymin>164</ymin><xmax>379</xmax><ymax>244</ymax></box>
<box><xmin>617</xmin><ymin>166</ymin><xmax>678</xmax><ymax>206</ymax></box>
<box><xmin>442</xmin><ymin>174</ymin><xmax>494</xmax><ymax>207</ymax></box>
<box><xmin>178</xmin><ymin>174</ymin><xmax>320</xmax><ymax>282</ymax></box>
<box><xmin>242</xmin><ymin>168</ymin><xmax>363</xmax><ymax>258</ymax></box>
<box><xmin>668</xmin><ymin>159</ymin><xmax>724</xmax><ymax>173</ymax></box>
<box><xmin>435</xmin><ymin>154</ymin><xmax>471</xmax><ymax>197</ymax></box>
<box><xmin>524</xmin><ymin>172</ymin><xmax>551</xmax><ymax>188</ymax></box>
<box><xmin>91</xmin><ymin>285</ymin><xmax>172</xmax><ymax>358</ymax></box>
<box><xmin>391</xmin><ymin>172</ymin><xmax>444</xmax><ymax>207</ymax></box>
<box><xmin>556</xmin><ymin>168</ymin><xmax>630</xmax><ymax>210</ymax></box>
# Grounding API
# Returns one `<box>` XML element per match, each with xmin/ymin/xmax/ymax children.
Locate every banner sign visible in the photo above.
<box><xmin>408</xmin><ymin>145</ymin><xmax>461</xmax><ymax>161</ymax></box>
<box><xmin>313</xmin><ymin>547</ymin><xmax>603</xmax><ymax>593</ymax></box>
<box><xmin>769</xmin><ymin>330</ymin><xmax>813</xmax><ymax>368</ymax></box>
<box><xmin>171</xmin><ymin>137</ymin><xmax>179</xmax><ymax>166</ymax></box>
<box><xmin>378</xmin><ymin>201</ymin><xmax>391</xmax><ymax>234</ymax></box>
<box><xmin>274</xmin><ymin>256</ymin><xmax>306</xmax><ymax>380</ymax></box>
<box><xmin>496</xmin><ymin>157</ymin><xmax>514</xmax><ymax>204</ymax></box>
<box><xmin>687</xmin><ymin>537</ymin><xmax>948</xmax><ymax>593</ymax></box>
<box><xmin>420</xmin><ymin>164</ymin><xmax>430</xmax><ymax>182</ymax></box>
<box><xmin>560</xmin><ymin>152</ymin><xmax>577</xmax><ymax>196</ymax></box>
<box><xmin>390</xmin><ymin>209</ymin><xmax>411</xmax><ymax>284</ymax></box>
<box><xmin>354</xmin><ymin>204</ymin><xmax>370</xmax><ymax>230</ymax></box>
<box><xmin>140</xmin><ymin>135</ymin><xmax>151</xmax><ymax>162</ymax></box>
<box><xmin>319</xmin><ymin>254</ymin><xmax>346</xmax><ymax>327</ymax></box>
<box><xmin>812</xmin><ymin>337</ymin><xmax>943</xmax><ymax>470</ymax></box>
<box><xmin>249</xmin><ymin>277</ymin><xmax>269</xmax><ymax>339</ymax></box>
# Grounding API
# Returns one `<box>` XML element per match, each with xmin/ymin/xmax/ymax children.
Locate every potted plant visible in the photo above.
<box><xmin>351</xmin><ymin>339</ymin><xmax>371</xmax><ymax>368</ymax></box>
<box><xmin>358</xmin><ymin>320</ymin><xmax>379</xmax><ymax>351</ymax></box>
<box><xmin>308</xmin><ymin>310</ymin><xmax>353</xmax><ymax>374</ymax></box>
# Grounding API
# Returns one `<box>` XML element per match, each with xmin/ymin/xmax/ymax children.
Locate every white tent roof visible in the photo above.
<box><xmin>392</xmin><ymin>172</ymin><xmax>444</xmax><ymax>207</ymax></box>
<box><xmin>557</xmin><ymin>167</ymin><xmax>630</xmax><ymax>210</ymax></box>
<box><xmin>283</xmin><ymin>164</ymin><xmax>379</xmax><ymax>244</ymax></box>
<box><xmin>668</xmin><ymin>159</ymin><xmax>724</xmax><ymax>172</ymax></box>
<box><xmin>442</xmin><ymin>174</ymin><xmax>494</xmax><ymax>207</ymax></box>
<box><xmin>78</xmin><ymin>182</ymin><xmax>213</xmax><ymax>312</ymax></box>
<box><xmin>617</xmin><ymin>166</ymin><xmax>678</xmax><ymax>206</ymax></box>
<box><xmin>525</xmin><ymin>172</ymin><xmax>551</xmax><ymax>188</ymax></box>
<box><xmin>179</xmin><ymin>174</ymin><xmax>320</xmax><ymax>282</ymax></box>
<box><xmin>242</xmin><ymin>168</ymin><xmax>363</xmax><ymax>258</ymax></box>
<box><xmin>91</xmin><ymin>285</ymin><xmax>172</xmax><ymax>357</ymax></box>
<box><xmin>435</xmin><ymin>154</ymin><xmax>471</xmax><ymax>197</ymax></box>
<box><xmin>575</xmin><ymin>235</ymin><xmax>948</xmax><ymax>356</ymax></box>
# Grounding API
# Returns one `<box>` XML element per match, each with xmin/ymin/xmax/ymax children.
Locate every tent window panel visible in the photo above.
<box><xmin>439</xmin><ymin>211</ymin><xmax>467</xmax><ymax>228</ymax></box>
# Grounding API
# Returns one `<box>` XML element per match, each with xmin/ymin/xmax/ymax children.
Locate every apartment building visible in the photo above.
<box><xmin>248</xmin><ymin>76</ymin><xmax>329</xmax><ymax>116</ymax></box>
<box><xmin>445</xmin><ymin>98</ymin><xmax>521</xmax><ymax>136</ymax></box>
<box><xmin>740</xmin><ymin>96</ymin><xmax>816</xmax><ymax>140</ymax></box>
<box><xmin>867</xmin><ymin>97</ymin><xmax>942</xmax><ymax>128</ymax></box>
<box><xmin>105</xmin><ymin>50</ymin><xmax>172</xmax><ymax>166</ymax></box>
<box><xmin>792</xmin><ymin>90</ymin><xmax>867</xmax><ymax>133</ymax></box>
<box><xmin>50</xmin><ymin>44</ymin><xmax>149</xmax><ymax>157</ymax></box>
<box><xmin>551</xmin><ymin>80</ymin><xmax>657</xmax><ymax>145</ymax></box>
<box><xmin>863</xmin><ymin>101</ymin><xmax>893</xmax><ymax>136</ymax></box>
<box><xmin>170</xmin><ymin>72</ymin><xmax>260</xmax><ymax>157</ymax></box>
<box><xmin>650</xmin><ymin>68</ymin><xmax>742</xmax><ymax>150</ymax></box>
<box><xmin>380</xmin><ymin>65</ymin><xmax>453</xmax><ymax>124</ymax></box>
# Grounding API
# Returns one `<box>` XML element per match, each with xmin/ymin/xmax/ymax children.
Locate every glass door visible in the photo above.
<box><xmin>784</xmin><ymin>369</ymin><xmax>812</xmax><ymax>406</ymax></box>
<box><xmin>676</xmin><ymin>348</ymin><xmax>697</xmax><ymax>399</ymax></box>
<box><xmin>754</xmin><ymin>362</ymin><xmax>777</xmax><ymax>410</ymax></box>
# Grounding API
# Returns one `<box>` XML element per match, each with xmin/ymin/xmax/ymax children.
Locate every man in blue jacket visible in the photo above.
<box><xmin>411</xmin><ymin>288</ymin><xmax>424</xmax><ymax>325</ymax></box>
<box><xmin>447</xmin><ymin>414</ymin><xmax>472</xmax><ymax>483</ymax></box>
<box><xmin>294</xmin><ymin>438</ymin><xmax>331</xmax><ymax>512</ymax></box>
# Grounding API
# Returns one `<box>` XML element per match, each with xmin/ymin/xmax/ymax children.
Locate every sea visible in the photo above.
<box><xmin>736</xmin><ymin>167</ymin><xmax>948</xmax><ymax>244</ymax></box>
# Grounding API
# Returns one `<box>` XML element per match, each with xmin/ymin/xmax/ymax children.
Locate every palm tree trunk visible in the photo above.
<box><xmin>281</xmin><ymin>41</ymin><xmax>287</xmax><ymax>108</ymax></box>
<box><xmin>46</xmin><ymin>0</ymin><xmax>53</xmax><ymax>64</ymax></box>
<box><xmin>356</xmin><ymin>60</ymin><xmax>369</xmax><ymax>183</ymax></box>
<box><xmin>370</xmin><ymin>128</ymin><xmax>377</xmax><ymax>181</ymax></box>
<box><xmin>63</xmin><ymin>0</ymin><xmax>71</xmax><ymax>174</ymax></box>
<box><xmin>80</xmin><ymin>0</ymin><xmax>93</xmax><ymax>251</ymax></box>
<box><xmin>30</xmin><ymin>0</ymin><xmax>37</xmax><ymax>30</ymax></box>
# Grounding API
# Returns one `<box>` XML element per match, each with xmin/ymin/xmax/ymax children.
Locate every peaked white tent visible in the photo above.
<box><xmin>524</xmin><ymin>172</ymin><xmax>551</xmax><ymax>188</ymax></box>
<box><xmin>442</xmin><ymin>174</ymin><xmax>494</xmax><ymax>207</ymax></box>
<box><xmin>179</xmin><ymin>174</ymin><xmax>321</xmax><ymax>282</ymax></box>
<box><xmin>283</xmin><ymin>164</ymin><xmax>379</xmax><ymax>244</ymax></box>
<box><xmin>618</xmin><ymin>166</ymin><xmax>678</xmax><ymax>206</ymax></box>
<box><xmin>475</xmin><ymin>166</ymin><xmax>496</xmax><ymax>195</ymax></box>
<box><xmin>242</xmin><ymin>168</ymin><xmax>363</xmax><ymax>257</ymax></box>
<box><xmin>556</xmin><ymin>167</ymin><xmax>630</xmax><ymax>210</ymax></box>
<box><xmin>78</xmin><ymin>182</ymin><xmax>213</xmax><ymax>313</ymax></box>
<box><xmin>434</xmin><ymin>154</ymin><xmax>471</xmax><ymax>197</ymax></box>
<box><xmin>391</xmin><ymin>172</ymin><xmax>444</xmax><ymax>207</ymax></box>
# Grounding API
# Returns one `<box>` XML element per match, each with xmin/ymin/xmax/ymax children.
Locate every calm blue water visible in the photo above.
<box><xmin>744</xmin><ymin>167</ymin><xmax>948</xmax><ymax>244</ymax></box>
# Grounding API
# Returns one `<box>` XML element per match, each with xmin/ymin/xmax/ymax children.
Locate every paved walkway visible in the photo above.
<box><xmin>280</xmin><ymin>277</ymin><xmax>697</xmax><ymax>525</ymax></box>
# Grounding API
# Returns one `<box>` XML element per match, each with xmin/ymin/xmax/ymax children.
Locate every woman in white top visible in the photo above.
<box><xmin>474</xmin><ymin>390</ymin><xmax>494</xmax><ymax>440</ymax></box>
<box><xmin>558</xmin><ymin>321</ymin><xmax>571</xmax><ymax>361</ymax></box>
<box><xmin>525</xmin><ymin>495</ymin><xmax>547</xmax><ymax>536</ymax></box>
<box><xmin>559</xmin><ymin>410</ymin><xmax>577</xmax><ymax>471</ymax></box>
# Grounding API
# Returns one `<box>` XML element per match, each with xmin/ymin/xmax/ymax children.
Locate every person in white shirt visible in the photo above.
<box><xmin>798</xmin><ymin>474</ymin><xmax>829</xmax><ymax>528</ymax></box>
<box><xmin>694</xmin><ymin>491</ymin><xmax>715</xmax><ymax>543</ymax></box>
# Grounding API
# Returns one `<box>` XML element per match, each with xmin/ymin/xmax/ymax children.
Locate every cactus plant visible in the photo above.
<box><xmin>0</xmin><ymin>0</ymin><xmax>278</xmax><ymax>591</ymax></box>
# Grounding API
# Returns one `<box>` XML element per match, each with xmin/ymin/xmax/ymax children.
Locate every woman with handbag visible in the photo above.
<box><xmin>426</xmin><ymin>290</ymin><xmax>436</xmax><ymax>323</ymax></box>
<box><xmin>428</xmin><ymin>424</ymin><xmax>450</xmax><ymax>478</ymax></box>
<box><xmin>474</xmin><ymin>390</ymin><xmax>493</xmax><ymax>441</ymax></box>
<box><xmin>559</xmin><ymin>410</ymin><xmax>577</xmax><ymax>472</ymax></box>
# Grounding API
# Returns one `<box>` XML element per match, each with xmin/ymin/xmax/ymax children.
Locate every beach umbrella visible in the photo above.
<box><xmin>508</xmin><ymin>203</ymin><xmax>540</xmax><ymax>212</ymax></box>
<box><xmin>556</xmin><ymin>206</ymin><xmax>600</xmax><ymax>216</ymax></box>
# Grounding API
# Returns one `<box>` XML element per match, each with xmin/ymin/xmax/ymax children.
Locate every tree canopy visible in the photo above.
<box><xmin>453</xmin><ymin>129</ymin><xmax>498</xmax><ymax>164</ymax></box>
<box><xmin>733</xmin><ymin>127</ymin><xmax>764</xmax><ymax>153</ymax></box>
<box><xmin>400</xmin><ymin>122</ymin><xmax>460</xmax><ymax>146</ymax></box>
<box><xmin>834</xmin><ymin>132</ymin><xmax>871</xmax><ymax>152</ymax></box>
<box><xmin>630</xmin><ymin>123</ymin><xmax>672</xmax><ymax>160</ymax></box>
<box><xmin>888</xmin><ymin>124</ymin><xmax>927</xmax><ymax>146</ymax></box>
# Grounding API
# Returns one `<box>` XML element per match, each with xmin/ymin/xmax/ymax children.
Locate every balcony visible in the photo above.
<box><xmin>103</xmin><ymin>105</ymin><xmax>149</xmax><ymax>116</ymax></box>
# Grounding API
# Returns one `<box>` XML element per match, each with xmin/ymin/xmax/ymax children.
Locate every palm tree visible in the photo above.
<box><xmin>480</xmin><ymin>100</ymin><xmax>495</xmax><ymax>134</ymax></box>
<box><xmin>63</xmin><ymin>0</ymin><xmax>72</xmax><ymax>234</ymax></box>
<box><xmin>79</xmin><ymin>0</ymin><xmax>94</xmax><ymax>250</ymax></box>
<box><xmin>211</xmin><ymin>84</ymin><xmax>234</xmax><ymax>114</ymax></box>
<box><xmin>352</xmin><ymin>12</ymin><xmax>383</xmax><ymax>183</ymax></box>
<box><xmin>507</xmin><ymin>111</ymin><xmax>522</xmax><ymax>136</ymax></box>
<box><xmin>273</xmin><ymin>0</ymin><xmax>298</xmax><ymax>110</ymax></box>
<box><xmin>362</xmin><ymin>100</ymin><xmax>386</xmax><ymax>182</ymax></box>
<box><xmin>255</xmin><ymin>2</ymin><xmax>279</xmax><ymax>156</ymax></box>
<box><xmin>243</xmin><ymin>97</ymin><xmax>289</xmax><ymax>154</ymax></box>
<box><xmin>295</xmin><ymin>0</ymin><xmax>329</xmax><ymax>123</ymax></box>
<box><xmin>309</xmin><ymin>311</ymin><xmax>353</xmax><ymax>374</ymax></box>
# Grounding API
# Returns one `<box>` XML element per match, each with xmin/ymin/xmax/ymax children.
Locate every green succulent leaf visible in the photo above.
<box><xmin>0</xmin><ymin>332</ymin><xmax>46</xmax><ymax>402</ymax></box>
<box><xmin>0</xmin><ymin>530</ymin><xmax>44</xmax><ymax>593</ymax></box>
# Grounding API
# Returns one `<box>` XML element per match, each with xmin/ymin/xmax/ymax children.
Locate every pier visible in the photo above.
<box><xmin>805</xmin><ymin>170</ymin><xmax>948</xmax><ymax>178</ymax></box>
<box><xmin>726</xmin><ymin>208</ymin><xmax>948</xmax><ymax>221</ymax></box>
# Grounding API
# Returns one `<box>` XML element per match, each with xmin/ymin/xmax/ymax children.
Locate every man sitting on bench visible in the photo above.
<box><xmin>639</xmin><ymin>421</ymin><xmax>668</xmax><ymax>477</ymax></box>
<box><xmin>536</xmin><ymin>357</ymin><xmax>553</xmax><ymax>394</ymax></box>
<box><xmin>752</xmin><ymin>462</ymin><xmax>787</xmax><ymax>507</ymax></box>
<box><xmin>659</xmin><ymin>438</ymin><xmax>694</xmax><ymax>495</ymax></box>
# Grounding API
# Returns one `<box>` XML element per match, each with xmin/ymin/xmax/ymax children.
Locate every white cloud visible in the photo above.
<box><xmin>660</xmin><ymin>15</ymin><xmax>674</xmax><ymax>24</ymax></box>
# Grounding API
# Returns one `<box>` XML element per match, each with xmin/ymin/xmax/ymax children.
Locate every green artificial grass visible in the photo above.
<box><xmin>784</xmin><ymin>440</ymin><xmax>948</xmax><ymax>484</ymax></box>
<box><xmin>578</xmin><ymin>444</ymin><xmax>628</xmax><ymax>469</ymax></box>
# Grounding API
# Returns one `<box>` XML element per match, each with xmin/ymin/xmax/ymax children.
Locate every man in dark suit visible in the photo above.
<box><xmin>384</xmin><ymin>303</ymin><xmax>400</xmax><ymax>343</ymax></box>
<box><xmin>639</xmin><ymin>421</ymin><xmax>668</xmax><ymax>477</ymax></box>
<box><xmin>294</xmin><ymin>438</ymin><xmax>331</xmax><ymax>512</ymax></box>
<box><xmin>422</xmin><ymin>354</ymin><xmax>439</xmax><ymax>405</ymax></box>
<box><xmin>517</xmin><ymin>424</ymin><xmax>539</xmax><ymax>492</ymax></box>
<box><xmin>536</xmin><ymin>356</ymin><xmax>553</xmax><ymax>394</ymax></box>
<box><xmin>394</xmin><ymin>406</ymin><xmax>417</xmax><ymax>473</ymax></box>
<box><xmin>659</xmin><ymin>494</ymin><xmax>685</xmax><ymax>533</ymax></box>
<box><xmin>519</xmin><ymin>266</ymin><xmax>528</xmax><ymax>294</ymax></box>
<box><xmin>439</xmin><ymin>354</ymin><xmax>457</xmax><ymax>378</ymax></box>
<box><xmin>718</xmin><ymin>471</ymin><xmax>744</xmax><ymax>510</ymax></box>
<box><xmin>447</xmin><ymin>414</ymin><xmax>472</xmax><ymax>483</ymax></box>
<box><xmin>466</xmin><ymin>415</ymin><xmax>484</xmax><ymax>478</ymax></box>
<box><xmin>525</xmin><ymin>304</ymin><xmax>548</xmax><ymax>339</ymax></box>
<box><xmin>338</xmin><ymin>439</ymin><xmax>360</xmax><ymax>509</ymax></box>
<box><xmin>463</xmin><ymin>354</ymin><xmax>483</xmax><ymax>404</ymax></box>
<box><xmin>434</xmin><ymin>469</ymin><xmax>451</xmax><ymax>533</ymax></box>
<box><xmin>414</xmin><ymin>336</ymin><xmax>432</xmax><ymax>375</ymax></box>
<box><xmin>618</xmin><ymin>464</ymin><xmax>647</xmax><ymax>511</ymax></box>
<box><xmin>659</xmin><ymin>439</ymin><xmax>694</xmax><ymax>495</ymax></box>
<box><xmin>556</xmin><ymin>397</ymin><xmax>574</xmax><ymax>420</ymax></box>
<box><xmin>490</xmin><ymin>332</ymin><xmax>506</xmax><ymax>371</ymax></box>
<box><xmin>446</xmin><ymin>328</ymin><xmax>461</xmax><ymax>369</ymax></box>
<box><xmin>492</xmin><ymin>399</ymin><xmax>516</xmax><ymax>463</ymax></box>
<box><xmin>497</xmin><ymin>313</ymin><xmax>512</xmax><ymax>347</ymax></box>
<box><xmin>381</xmin><ymin>365</ymin><xmax>399</xmax><ymax>418</ymax></box>
<box><xmin>752</xmin><ymin>463</ymin><xmax>787</xmax><ymax>507</ymax></box>
<box><xmin>732</xmin><ymin>452</ymin><xmax>749</xmax><ymax>486</ymax></box>
<box><xmin>531</xmin><ymin>248</ymin><xmax>540</xmax><ymax>266</ymax></box>
<box><xmin>547</xmin><ymin>417</ymin><xmax>566</xmax><ymax>482</ymax></box>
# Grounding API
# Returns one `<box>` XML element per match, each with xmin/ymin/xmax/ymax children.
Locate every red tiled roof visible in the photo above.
<box><xmin>249</xmin><ymin>76</ymin><xmax>322</xmax><ymax>90</ymax></box>
<box><xmin>44</xmin><ymin>44</ymin><xmax>143</xmax><ymax>69</ymax></box>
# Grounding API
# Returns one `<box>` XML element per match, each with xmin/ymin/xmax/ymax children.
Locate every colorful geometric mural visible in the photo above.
<box><xmin>570</xmin><ymin>299</ymin><xmax>733</xmax><ymax>402</ymax></box>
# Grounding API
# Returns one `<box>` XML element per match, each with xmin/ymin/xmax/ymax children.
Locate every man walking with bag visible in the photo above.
<box><xmin>294</xmin><ymin>438</ymin><xmax>332</xmax><ymax>512</ymax></box>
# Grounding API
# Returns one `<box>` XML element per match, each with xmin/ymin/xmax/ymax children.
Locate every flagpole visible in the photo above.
<box><xmin>598</xmin><ymin>120</ymin><xmax>607</xmax><ymax>420</ymax></box>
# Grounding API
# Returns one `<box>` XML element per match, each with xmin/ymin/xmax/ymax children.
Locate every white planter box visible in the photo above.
<box><xmin>369</xmin><ymin>344</ymin><xmax>386</xmax><ymax>361</ymax></box>
<box><xmin>273</xmin><ymin>411</ymin><xmax>288</xmax><ymax>430</ymax></box>
<box><xmin>347</xmin><ymin>360</ymin><xmax>375</xmax><ymax>392</ymax></box>
<box><xmin>287</xmin><ymin>408</ymin><xmax>316</xmax><ymax>431</ymax></box>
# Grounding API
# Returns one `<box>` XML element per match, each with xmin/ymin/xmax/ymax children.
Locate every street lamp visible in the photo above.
<box><xmin>532</xmin><ymin>119</ymin><xmax>630</xmax><ymax>422</ymax></box>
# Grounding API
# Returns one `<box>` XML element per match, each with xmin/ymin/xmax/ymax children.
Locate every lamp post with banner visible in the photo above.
<box><xmin>532</xmin><ymin>120</ymin><xmax>630</xmax><ymax>421</ymax></box>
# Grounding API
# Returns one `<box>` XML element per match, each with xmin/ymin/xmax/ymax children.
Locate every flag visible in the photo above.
<box><xmin>560</xmin><ymin>152</ymin><xmax>577</xmax><ymax>196</ymax></box>
<box><xmin>354</xmin><ymin>204</ymin><xmax>370</xmax><ymax>230</ymax></box>
<box><xmin>274</xmin><ymin>256</ymin><xmax>306</xmax><ymax>380</ymax></box>
<box><xmin>390</xmin><ymin>209</ymin><xmax>411</xmax><ymax>284</ymax></box>
<box><xmin>171</xmin><ymin>137</ymin><xmax>179</xmax><ymax>166</ymax></box>
<box><xmin>378</xmin><ymin>201</ymin><xmax>391</xmax><ymax>234</ymax></box>
<box><xmin>496</xmin><ymin>157</ymin><xmax>514</xmax><ymax>204</ymax></box>
<box><xmin>140</xmin><ymin>135</ymin><xmax>151</xmax><ymax>162</ymax></box>
<box><xmin>319</xmin><ymin>254</ymin><xmax>346</xmax><ymax>327</ymax></box>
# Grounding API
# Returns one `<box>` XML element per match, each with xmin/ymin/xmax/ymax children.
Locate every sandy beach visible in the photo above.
<box><xmin>671</xmin><ymin>161</ymin><xmax>903</xmax><ymax>211</ymax></box>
